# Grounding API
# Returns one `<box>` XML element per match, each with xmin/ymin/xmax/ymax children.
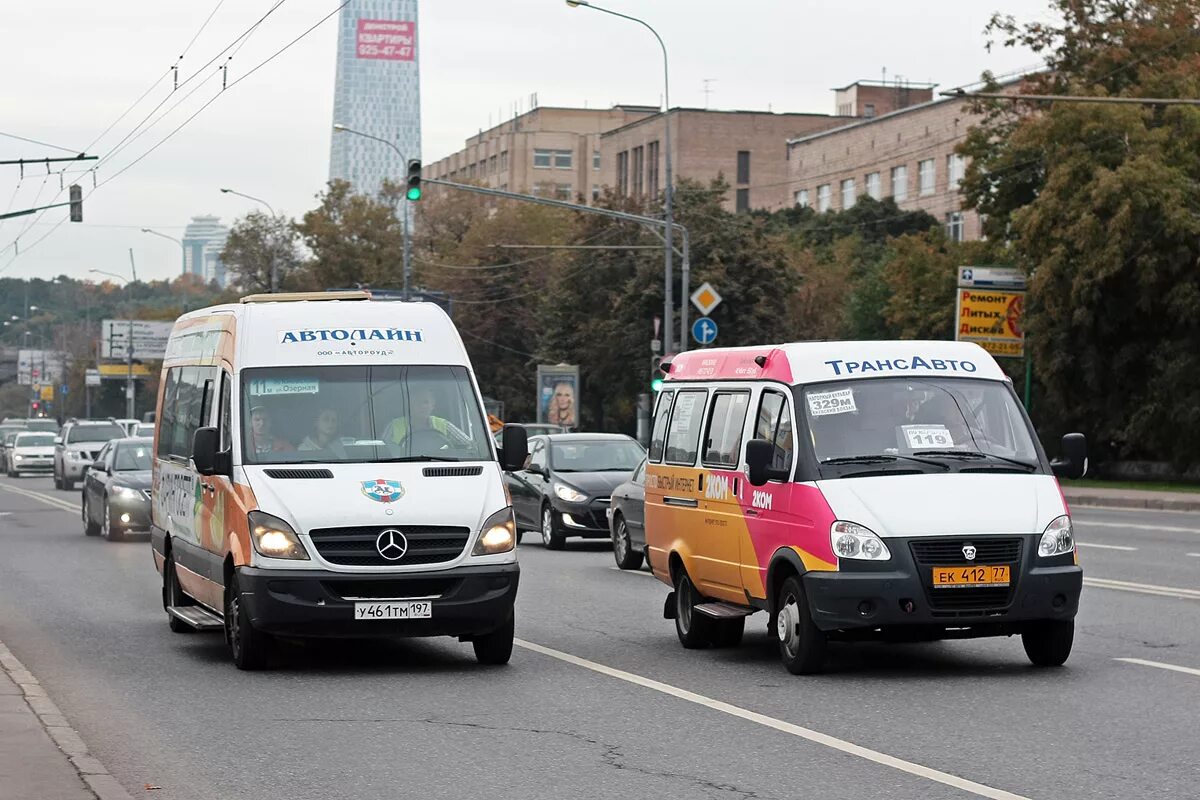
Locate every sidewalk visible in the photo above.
<box><xmin>0</xmin><ymin>640</ymin><xmax>131</xmax><ymax>800</ymax></box>
<box><xmin>1062</xmin><ymin>485</ymin><xmax>1200</xmax><ymax>513</ymax></box>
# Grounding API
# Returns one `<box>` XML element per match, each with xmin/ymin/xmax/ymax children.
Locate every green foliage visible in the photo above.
<box><xmin>296</xmin><ymin>179</ymin><xmax>406</xmax><ymax>290</ymax></box>
<box><xmin>221</xmin><ymin>210</ymin><xmax>309</xmax><ymax>293</ymax></box>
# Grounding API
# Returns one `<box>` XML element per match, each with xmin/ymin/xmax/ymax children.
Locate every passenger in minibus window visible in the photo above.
<box><xmin>250</xmin><ymin>406</ymin><xmax>294</xmax><ymax>454</ymax></box>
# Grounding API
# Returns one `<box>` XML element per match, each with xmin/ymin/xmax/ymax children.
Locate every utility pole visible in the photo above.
<box><xmin>126</xmin><ymin>249</ymin><xmax>137</xmax><ymax>419</ymax></box>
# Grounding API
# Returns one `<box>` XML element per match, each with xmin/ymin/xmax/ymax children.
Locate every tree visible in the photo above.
<box><xmin>221</xmin><ymin>211</ymin><xmax>308</xmax><ymax>293</ymax></box>
<box><xmin>296</xmin><ymin>179</ymin><xmax>406</xmax><ymax>290</ymax></box>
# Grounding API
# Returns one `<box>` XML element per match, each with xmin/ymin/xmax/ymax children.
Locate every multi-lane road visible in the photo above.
<box><xmin>1</xmin><ymin>473</ymin><xmax>1198</xmax><ymax>800</ymax></box>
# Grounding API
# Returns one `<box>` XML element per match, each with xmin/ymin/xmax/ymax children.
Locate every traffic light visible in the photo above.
<box><xmin>69</xmin><ymin>184</ymin><xmax>82</xmax><ymax>222</ymax></box>
<box><xmin>650</xmin><ymin>356</ymin><xmax>664</xmax><ymax>392</ymax></box>
<box><xmin>31</xmin><ymin>401</ymin><xmax>40</xmax><ymax>413</ymax></box>
<box><xmin>405</xmin><ymin>159</ymin><xmax>422</xmax><ymax>201</ymax></box>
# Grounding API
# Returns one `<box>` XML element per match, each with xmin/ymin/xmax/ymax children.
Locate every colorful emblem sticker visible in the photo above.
<box><xmin>361</xmin><ymin>479</ymin><xmax>405</xmax><ymax>503</ymax></box>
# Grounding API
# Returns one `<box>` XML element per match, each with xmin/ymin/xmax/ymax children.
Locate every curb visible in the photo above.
<box><xmin>0</xmin><ymin>639</ymin><xmax>133</xmax><ymax>800</ymax></box>
<box><xmin>1063</xmin><ymin>492</ymin><xmax>1200</xmax><ymax>514</ymax></box>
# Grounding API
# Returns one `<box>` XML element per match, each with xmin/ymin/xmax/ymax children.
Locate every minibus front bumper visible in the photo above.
<box><xmin>801</xmin><ymin>534</ymin><xmax>1081</xmax><ymax>637</ymax></box>
<box><xmin>237</xmin><ymin>562</ymin><xmax>519</xmax><ymax>639</ymax></box>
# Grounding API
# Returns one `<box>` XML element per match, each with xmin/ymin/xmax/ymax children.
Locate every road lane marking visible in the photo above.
<box><xmin>1084</xmin><ymin>577</ymin><xmax>1200</xmax><ymax>600</ymax></box>
<box><xmin>1187</xmin><ymin>553</ymin><xmax>1200</xmax><ymax>558</ymax></box>
<box><xmin>1074</xmin><ymin>520</ymin><xmax>1200</xmax><ymax>534</ymax></box>
<box><xmin>1115</xmin><ymin>658</ymin><xmax>1200</xmax><ymax>679</ymax></box>
<box><xmin>1075</xmin><ymin>542</ymin><xmax>1137</xmax><ymax>551</ymax></box>
<box><xmin>514</xmin><ymin>638</ymin><xmax>1029</xmax><ymax>800</ymax></box>
<box><xmin>610</xmin><ymin>566</ymin><xmax>655</xmax><ymax>577</ymax></box>
<box><xmin>0</xmin><ymin>483</ymin><xmax>78</xmax><ymax>513</ymax></box>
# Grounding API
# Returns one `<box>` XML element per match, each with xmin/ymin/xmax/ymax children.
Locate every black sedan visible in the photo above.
<box><xmin>505</xmin><ymin>433</ymin><xmax>645</xmax><ymax>550</ymax></box>
<box><xmin>607</xmin><ymin>457</ymin><xmax>649</xmax><ymax>571</ymax></box>
<box><xmin>81</xmin><ymin>437</ymin><xmax>153</xmax><ymax>541</ymax></box>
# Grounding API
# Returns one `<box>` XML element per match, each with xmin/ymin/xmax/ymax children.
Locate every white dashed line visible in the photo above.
<box><xmin>1074</xmin><ymin>520</ymin><xmax>1200</xmax><ymax>534</ymax></box>
<box><xmin>1084</xmin><ymin>577</ymin><xmax>1200</xmax><ymax>600</ymax></box>
<box><xmin>1115</xmin><ymin>657</ymin><xmax>1200</xmax><ymax>679</ymax></box>
<box><xmin>1075</xmin><ymin>542</ymin><xmax>1137</xmax><ymax>551</ymax></box>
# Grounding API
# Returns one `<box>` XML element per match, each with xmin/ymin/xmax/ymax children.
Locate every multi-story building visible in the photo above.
<box><xmin>329</xmin><ymin>0</ymin><xmax>420</xmax><ymax>194</ymax></box>
<box><xmin>182</xmin><ymin>215</ymin><xmax>230</xmax><ymax>287</ymax></box>
<box><xmin>787</xmin><ymin>79</ymin><xmax>1016</xmax><ymax>241</ymax></box>
<box><xmin>425</xmin><ymin>104</ymin><xmax>659</xmax><ymax>202</ymax></box>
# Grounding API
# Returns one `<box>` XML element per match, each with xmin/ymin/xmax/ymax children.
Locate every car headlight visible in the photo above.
<box><xmin>1038</xmin><ymin>515</ymin><xmax>1074</xmax><ymax>557</ymax></box>
<box><xmin>12</xmin><ymin>455</ymin><xmax>22</xmax><ymax>461</ymax></box>
<box><xmin>70</xmin><ymin>451</ymin><xmax>88</xmax><ymax>460</ymax></box>
<box><xmin>248</xmin><ymin>511</ymin><xmax>310</xmax><ymax>560</ymax></box>
<box><xmin>473</xmin><ymin>507</ymin><xmax>516</xmax><ymax>556</ymax></box>
<box><xmin>830</xmin><ymin>521</ymin><xmax>891</xmax><ymax>561</ymax></box>
<box><xmin>112</xmin><ymin>485</ymin><xmax>142</xmax><ymax>500</ymax></box>
<box><xmin>553</xmin><ymin>482</ymin><xmax>587</xmax><ymax>503</ymax></box>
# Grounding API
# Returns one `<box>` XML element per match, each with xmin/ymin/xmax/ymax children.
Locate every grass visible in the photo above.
<box><xmin>1063</xmin><ymin>478</ymin><xmax>1200</xmax><ymax>494</ymax></box>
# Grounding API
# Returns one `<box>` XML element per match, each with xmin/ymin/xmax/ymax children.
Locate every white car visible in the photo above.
<box><xmin>6</xmin><ymin>431</ymin><xmax>56</xmax><ymax>477</ymax></box>
<box><xmin>54</xmin><ymin>420</ymin><xmax>126</xmax><ymax>490</ymax></box>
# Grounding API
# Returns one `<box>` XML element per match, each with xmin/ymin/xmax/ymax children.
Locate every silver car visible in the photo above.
<box><xmin>54</xmin><ymin>420</ymin><xmax>126</xmax><ymax>491</ymax></box>
<box><xmin>7</xmin><ymin>431</ymin><xmax>56</xmax><ymax>477</ymax></box>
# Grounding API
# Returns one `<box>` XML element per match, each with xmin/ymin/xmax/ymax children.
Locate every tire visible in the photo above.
<box><xmin>61</xmin><ymin>474</ymin><xmax>74</xmax><ymax>491</ymax></box>
<box><xmin>100</xmin><ymin>498</ymin><xmax>122</xmax><ymax>542</ymax></box>
<box><xmin>711</xmin><ymin>617</ymin><xmax>746</xmax><ymax>648</ymax></box>
<box><xmin>1022</xmin><ymin>619</ymin><xmax>1074</xmax><ymax>667</ymax></box>
<box><xmin>472</xmin><ymin>610</ymin><xmax>515</xmax><ymax>666</ymax></box>
<box><xmin>612</xmin><ymin>515</ymin><xmax>643</xmax><ymax>570</ymax></box>
<box><xmin>163</xmin><ymin>552</ymin><xmax>194</xmax><ymax>634</ymax></box>
<box><xmin>225</xmin><ymin>570</ymin><xmax>270</xmax><ymax>670</ymax></box>
<box><xmin>541</xmin><ymin>505</ymin><xmax>565</xmax><ymax>551</ymax></box>
<box><xmin>673</xmin><ymin>569</ymin><xmax>716</xmax><ymax>649</ymax></box>
<box><xmin>82</xmin><ymin>494</ymin><xmax>100</xmax><ymax>536</ymax></box>
<box><xmin>775</xmin><ymin>575</ymin><xmax>827</xmax><ymax>675</ymax></box>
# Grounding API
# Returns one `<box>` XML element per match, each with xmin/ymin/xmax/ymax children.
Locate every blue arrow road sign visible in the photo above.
<box><xmin>691</xmin><ymin>317</ymin><xmax>719</xmax><ymax>345</ymax></box>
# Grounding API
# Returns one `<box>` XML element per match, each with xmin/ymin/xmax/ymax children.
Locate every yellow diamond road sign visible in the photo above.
<box><xmin>690</xmin><ymin>282</ymin><xmax>722</xmax><ymax>316</ymax></box>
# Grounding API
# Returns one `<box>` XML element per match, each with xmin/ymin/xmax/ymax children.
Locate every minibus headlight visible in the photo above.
<box><xmin>553</xmin><ymin>482</ymin><xmax>587</xmax><ymax>503</ymax></box>
<box><xmin>1038</xmin><ymin>515</ymin><xmax>1074</xmax><ymax>557</ymax></box>
<box><xmin>473</xmin><ymin>507</ymin><xmax>516</xmax><ymax>556</ymax></box>
<box><xmin>830</xmin><ymin>521</ymin><xmax>891</xmax><ymax>561</ymax></box>
<box><xmin>248</xmin><ymin>511</ymin><xmax>309</xmax><ymax>560</ymax></box>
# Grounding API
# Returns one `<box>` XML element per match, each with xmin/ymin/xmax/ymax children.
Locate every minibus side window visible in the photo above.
<box><xmin>664</xmin><ymin>390</ymin><xmax>707</xmax><ymax>466</ymax></box>
<box><xmin>157</xmin><ymin>368</ymin><xmax>180</xmax><ymax>458</ymax></box>
<box><xmin>218</xmin><ymin>372</ymin><xmax>232</xmax><ymax>453</ymax></box>
<box><xmin>647</xmin><ymin>390</ymin><xmax>674</xmax><ymax>463</ymax></box>
<box><xmin>702</xmin><ymin>392</ymin><xmax>750</xmax><ymax>468</ymax></box>
<box><xmin>755</xmin><ymin>390</ymin><xmax>794</xmax><ymax>476</ymax></box>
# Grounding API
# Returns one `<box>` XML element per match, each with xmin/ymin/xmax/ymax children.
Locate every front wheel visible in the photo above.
<box><xmin>100</xmin><ymin>498</ymin><xmax>122</xmax><ymax>542</ymax></box>
<box><xmin>541</xmin><ymin>505</ymin><xmax>565</xmax><ymax>551</ymax></box>
<box><xmin>472</xmin><ymin>611</ymin><xmax>515</xmax><ymax>665</ymax></box>
<box><xmin>225</xmin><ymin>571</ymin><xmax>271</xmax><ymax>670</ymax></box>
<box><xmin>163</xmin><ymin>552</ymin><xmax>194</xmax><ymax>634</ymax></box>
<box><xmin>1022</xmin><ymin>619</ymin><xmax>1074</xmax><ymax>667</ymax></box>
<box><xmin>612</xmin><ymin>515</ymin><xmax>643</xmax><ymax>570</ymax></box>
<box><xmin>82</xmin><ymin>494</ymin><xmax>100</xmax><ymax>536</ymax></box>
<box><xmin>775</xmin><ymin>575</ymin><xmax>827</xmax><ymax>675</ymax></box>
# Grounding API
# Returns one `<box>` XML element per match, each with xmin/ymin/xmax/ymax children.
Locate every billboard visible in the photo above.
<box><xmin>537</xmin><ymin>365</ymin><xmax>580</xmax><ymax>430</ymax></box>
<box><xmin>17</xmin><ymin>349</ymin><xmax>66</xmax><ymax>386</ymax></box>
<box><xmin>101</xmin><ymin>320</ymin><xmax>173</xmax><ymax>360</ymax></box>
<box><xmin>955</xmin><ymin>267</ymin><xmax>1026</xmax><ymax>359</ymax></box>
<box><xmin>356</xmin><ymin>19</ymin><xmax>415</xmax><ymax>60</ymax></box>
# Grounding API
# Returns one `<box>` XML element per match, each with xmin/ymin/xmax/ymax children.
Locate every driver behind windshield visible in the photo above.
<box><xmin>385</xmin><ymin>385</ymin><xmax>471</xmax><ymax>450</ymax></box>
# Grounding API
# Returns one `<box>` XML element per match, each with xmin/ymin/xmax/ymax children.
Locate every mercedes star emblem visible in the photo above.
<box><xmin>375</xmin><ymin>529</ymin><xmax>408</xmax><ymax>561</ymax></box>
<box><xmin>962</xmin><ymin>544</ymin><xmax>977</xmax><ymax>561</ymax></box>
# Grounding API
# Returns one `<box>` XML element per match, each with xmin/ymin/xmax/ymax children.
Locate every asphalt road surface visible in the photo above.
<box><xmin>1</xmin><ymin>473</ymin><xmax>1198</xmax><ymax>800</ymax></box>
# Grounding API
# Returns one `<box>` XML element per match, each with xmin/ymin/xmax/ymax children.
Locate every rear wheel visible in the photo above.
<box><xmin>163</xmin><ymin>552</ymin><xmax>194</xmax><ymax>634</ymax></box>
<box><xmin>673</xmin><ymin>569</ymin><xmax>715</xmax><ymax>649</ymax></box>
<box><xmin>472</xmin><ymin>610</ymin><xmax>515</xmax><ymax>666</ymax></box>
<box><xmin>225</xmin><ymin>571</ymin><xmax>270</xmax><ymax>670</ymax></box>
<box><xmin>612</xmin><ymin>515</ymin><xmax>643</xmax><ymax>570</ymax></box>
<box><xmin>82</xmin><ymin>494</ymin><xmax>100</xmax><ymax>536</ymax></box>
<box><xmin>775</xmin><ymin>575</ymin><xmax>827</xmax><ymax>675</ymax></box>
<box><xmin>1022</xmin><ymin>620</ymin><xmax>1074</xmax><ymax>667</ymax></box>
<box><xmin>541</xmin><ymin>505</ymin><xmax>565</xmax><ymax>551</ymax></box>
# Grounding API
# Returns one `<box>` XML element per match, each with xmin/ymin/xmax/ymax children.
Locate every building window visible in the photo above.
<box><xmin>468</xmin><ymin>163</ymin><xmax>476</xmax><ymax>179</ymax></box>
<box><xmin>891</xmin><ymin>165</ymin><xmax>908</xmax><ymax>202</ymax></box>
<box><xmin>647</xmin><ymin>141</ymin><xmax>660</xmax><ymax>197</ymax></box>
<box><xmin>592</xmin><ymin>184</ymin><xmax>600</xmax><ymax>201</ymax></box>
<box><xmin>500</xmin><ymin>150</ymin><xmax>508</xmax><ymax>172</ymax></box>
<box><xmin>488</xmin><ymin>155</ymin><xmax>497</xmax><ymax>174</ymax></box>
<box><xmin>632</xmin><ymin>146</ymin><xmax>644</xmax><ymax>197</ymax></box>
<box><xmin>533</xmin><ymin>149</ymin><xmax>552</xmax><ymax>169</ymax></box>
<box><xmin>555</xmin><ymin>183</ymin><xmax>572</xmax><ymax>200</ymax></box>
<box><xmin>945</xmin><ymin>211</ymin><xmax>964</xmax><ymax>242</ymax></box>
<box><xmin>554</xmin><ymin>149</ymin><xmax>573</xmax><ymax>169</ymax></box>
<box><xmin>918</xmin><ymin>159</ymin><xmax>935</xmax><ymax>196</ymax></box>
<box><xmin>865</xmin><ymin>172</ymin><xmax>881</xmax><ymax>201</ymax></box>
<box><xmin>533</xmin><ymin>181</ymin><xmax>555</xmax><ymax>197</ymax></box>
<box><xmin>593</xmin><ymin>150</ymin><xmax>601</xmax><ymax>171</ymax></box>
<box><xmin>736</xmin><ymin>150</ymin><xmax>751</xmax><ymax>184</ymax></box>
<box><xmin>736</xmin><ymin>188</ymin><xmax>749</xmax><ymax>213</ymax></box>
<box><xmin>617</xmin><ymin>150</ymin><xmax>629</xmax><ymax>196</ymax></box>
<box><xmin>947</xmin><ymin>153</ymin><xmax>966</xmax><ymax>188</ymax></box>
<box><xmin>864</xmin><ymin>103</ymin><xmax>876</xmax><ymax>118</ymax></box>
<box><xmin>795</xmin><ymin>189</ymin><xmax>809</xmax><ymax>208</ymax></box>
<box><xmin>841</xmin><ymin>178</ymin><xmax>856</xmax><ymax>209</ymax></box>
<box><xmin>817</xmin><ymin>184</ymin><xmax>831</xmax><ymax>212</ymax></box>
<box><xmin>479</xmin><ymin>160</ymin><xmax>487</xmax><ymax>177</ymax></box>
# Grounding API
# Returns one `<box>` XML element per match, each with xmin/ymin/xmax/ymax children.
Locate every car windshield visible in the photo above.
<box><xmin>803</xmin><ymin>377</ymin><xmax>1040</xmax><ymax>476</ymax></box>
<box><xmin>114</xmin><ymin>443</ymin><xmax>152</xmax><ymax>471</ymax></box>
<box><xmin>550</xmin><ymin>439</ymin><xmax>645</xmax><ymax>472</ymax></box>
<box><xmin>67</xmin><ymin>424</ymin><xmax>124</xmax><ymax>443</ymax></box>
<box><xmin>241</xmin><ymin>365</ymin><xmax>492</xmax><ymax>465</ymax></box>
<box><xmin>15</xmin><ymin>433</ymin><xmax>54</xmax><ymax>447</ymax></box>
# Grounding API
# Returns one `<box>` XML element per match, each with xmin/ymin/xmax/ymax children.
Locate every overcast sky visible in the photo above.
<box><xmin>0</xmin><ymin>0</ymin><xmax>1054</xmax><ymax>284</ymax></box>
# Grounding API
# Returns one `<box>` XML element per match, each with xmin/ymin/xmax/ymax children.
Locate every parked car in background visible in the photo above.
<box><xmin>1</xmin><ymin>430</ymin><xmax>24</xmax><ymax>474</ymax></box>
<box><xmin>54</xmin><ymin>419</ymin><xmax>126</xmax><ymax>490</ymax></box>
<box><xmin>608</xmin><ymin>457</ymin><xmax>649</xmax><ymax>570</ymax></box>
<box><xmin>7</xmin><ymin>431</ymin><xmax>56</xmax><ymax>477</ymax></box>
<box><xmin>505</xmin><ymin>433</ymin><xmax>645</xmax><ymax>549</ymax></box>
<box><xmin>81</xmin><ymin>437</ymin><xmax>153</xmax><ymax>540</ymax></box>
<box><xmin>133</xmin><ymin>423</ymin><xmax>155</xmax><ymax>438</ymax></box>
<box><xmin>492</xmin><ymin>423</ymin><xmax>565</xmax><ymax>446</ymax></box>
<box><xmin>24</xmin><ymin>418</ymin><xmax>59</xmax><ymax>433</ymax></box>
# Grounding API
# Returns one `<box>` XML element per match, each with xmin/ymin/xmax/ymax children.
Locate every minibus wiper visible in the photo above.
<box><xmin>375</xmin><ymin>455</ymin><xmax>460</xmax><ymax>463</ymax></box>
<box><xmin>912</xmin><ymin>450</ymin><xmax>1038</xmax><ymax>471</ymax></box>
<box><xmin>821</xmin><ymin>454</ymin><xmax>949</xmax><ymax>470</ymax></box>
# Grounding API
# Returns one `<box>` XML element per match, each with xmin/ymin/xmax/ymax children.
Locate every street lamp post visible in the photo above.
<box><xmin>332</xmin><ymin>123</ymin><xmax>413</xmax><ymax>300</ymax></box>
<box><xmin>89</xmin><ymin>266</ymin><xmax>138</xmax><ymax>420</ymax></box>
<box><xmin>220</xmin><ymin>188</ymin><xmax>279</xmax><ymax>292</ymax></box>
<box><xmin>566</xmin><ymin>0</ymin><xmax>677</xmax><ymax>354</ymax></box>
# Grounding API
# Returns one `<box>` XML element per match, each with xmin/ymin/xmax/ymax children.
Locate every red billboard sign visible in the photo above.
<box><xmin>356</xmin><ymin>19</ymin><xmax>415</xmax><ymax>61</ymax></box>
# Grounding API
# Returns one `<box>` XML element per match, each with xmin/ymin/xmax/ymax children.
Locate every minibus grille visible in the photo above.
<box><xmin>264</xmin><ymin>468</ymin><xmax>334</xmax><ymax>479</ymax></box>
<box><xmin>308</xmin><ymin>525</ymin><xmax>472</xmax><ymax>567</ymax></box>
<box><xmin>909</xmin><ymin>537</ymin><xmax>1023</xmax><ymax>612</ymax></box>
<box><xmin>422</xmin><ymin>465</ymin><xmax>484</xmax><ymax>477</ymax></box>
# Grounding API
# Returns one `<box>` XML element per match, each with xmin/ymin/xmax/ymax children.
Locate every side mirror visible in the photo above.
<box><xmin>192</xmin><ymin>427</ymin><xmax>230</xmax><ymax>477</ymax></box>
<box><xmin>1051</xmin><ymin>432</ymin><xmax>1087</xmax><ymax>480</ymax></box>
<box><xmin>499</xmin><ymin>425</ymin><xmax>529</xmax><ymax>473</ymax></box>
<box><xmin>746</xmin><ymin>438</ymin><xmax>785</xmax><ymax>486</ymax></box>
<box><xmin>91</xmin><ymin>460</ymin><xmax>106</xmax><ymax>473</ymax></box>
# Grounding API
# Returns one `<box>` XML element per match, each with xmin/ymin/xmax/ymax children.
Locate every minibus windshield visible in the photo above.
<box><xmin>802</xmin><ymin>377</ymin><xmax>1040</xmax><ymax>477</ymax></box>
<box><xmin>241</xmin><ymin>365</ymin><xmax>491</xmax><ymax>464</ymax></box>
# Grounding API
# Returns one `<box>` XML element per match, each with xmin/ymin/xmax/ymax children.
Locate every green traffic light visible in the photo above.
<box><xmin>406</xmin><ymin>186</ymin><xmax>422</xmax><ymax>201</ymax></box>
<box><xmin>651</xmin><ymin>377</ymin><xmax>664</xmax><ymax>392</ymax></box>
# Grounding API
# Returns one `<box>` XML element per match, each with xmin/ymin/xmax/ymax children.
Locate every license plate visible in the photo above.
<box><xmin>353</xmin><ymin>601</ymin><xmax>432</xmax><ymax>620</ymax></box>
<box><xmin>931</xmin><ymin>565</ymin><xmax>1010</xmax><ymax>588</ymax></box>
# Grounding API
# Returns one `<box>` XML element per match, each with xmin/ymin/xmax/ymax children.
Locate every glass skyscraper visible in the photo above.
<box><xmin>182</xmin><ymin>215</ymin><xmax>230</xmax><ymax>287</ymax></box>
<box><xmin>329</xmin><ymin>0</ymin><xmax>421</xmax><ymax>194</ymax></box>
